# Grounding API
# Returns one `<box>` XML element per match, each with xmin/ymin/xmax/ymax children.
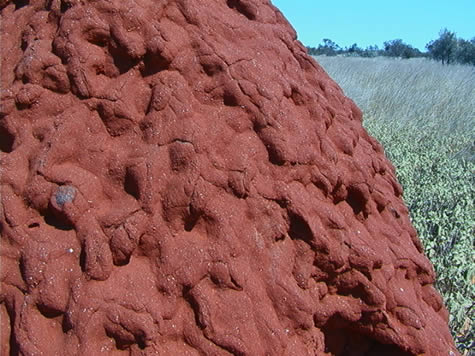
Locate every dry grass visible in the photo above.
<box><xmin>315</xmin><ymin>56</ymin><xmax>475</xmax><ymax>136</ymax></box>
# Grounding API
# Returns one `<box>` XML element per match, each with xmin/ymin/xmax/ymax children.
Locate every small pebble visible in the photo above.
<box><xmin>55</xmin><ymin>185</ymin><xmax>77</xmax><ymax>207</ymax></box>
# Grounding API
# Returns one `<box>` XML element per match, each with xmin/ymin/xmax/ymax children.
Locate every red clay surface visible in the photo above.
<box><xmin>0</xmin><ymin>1</ymin><xmax>458</xmax><ymax>355</ymax></box>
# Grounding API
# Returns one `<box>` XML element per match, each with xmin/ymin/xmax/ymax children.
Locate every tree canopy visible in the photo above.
<box><xmin>306</xmin><ymin>29</ymin><xmax>475</xmax><ymax>66</ymax></box>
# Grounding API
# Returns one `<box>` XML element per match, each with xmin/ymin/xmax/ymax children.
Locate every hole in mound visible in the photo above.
<box><xmin>109</xmin><ymin>44</ymin><xmax>139</xmax><ymax>74</ymax></box>
<box><xmin>110</xmin><ymin>238</ymin><xmax>133</xmax><ymax>267</ymax></box>
<box><xmin>60</xmin><ymin>0</ymin><xmax>72</xmax><ymax>13</ymax></box>
<box><xmin>288</xmin><ymin>212</ymin><xmax>313</xmax><ymax>244</ymax></box>
<box><xmin>106</xmin><ymin>328</ymin><xmax>146</xmax><ymax>351</ymax></box>
<box><xmin>20</xmin><ymin>37</ymin><xmax>28</xmax><ymax>51</ymax></box>
<box><xmin>13</xmin><ymin>0</ymin><xmax>29</xmax><ymax>10</ymax></box>
<box><xmin>226</xmin><ymin>0</ymin><xmax>256</xmax><ymax>20</ymax></box>
<box><xmin>43</xmin><ymin>210</ymin><xmax>73</xmax><ymax>231</ymax></box>
<box><xmin>202</xmin><ymin>60</ymin><xmax>224</xmax><ymax>77</ymax></box>
<box><xmin>28</xmin><ymin>222</ymin><xmax>40</xmax><ymax>229</ymax></box>
<box><xmin>275</xmin><ymin>199</ymin><xmax>288</xmax><ymax>209</ymax></box>
<box><xmin>141</xmin><ymin>52</ymin><xmax>169</xmax><ymax>77</ymax></box>
<box><xmin>79</xmin><ymin>246</ymin><xmax>87</xmax><ymax>273</ymax></box>
<box><xmin>137</xmin><ymin>338</ymin><xmax>146</xmax><ymax>350</ymax></box>
<box><xmin>113</xmin><ymin>254</ymin><xmax>131</xmax><ymax>267</ymax></box>
<box><xmin>223</xmin><ymin>91</ymin><xmax>239</xmax><ymax>107</ymax></box>
<box><xmin>321</xmin><ymin>315</ymin><xmax>412</xmax><ymax>356</ymax></box>
<box><xmin>37</xmin><ymin>303</ymin><xmax>62</xmax><ymax>319</ymax></box>
<box><xmin>86</xmin><ymin>29</ymin><xmax>109</xmax><ymax>48</ymax></box>
<box><xmin>124</xmin><ymin>169</ymin><xmax>140</xmax><ymax>200</ymax></box>
<box><xmin>346</xmin><ymin>186</ymin><xmax>366</xmax><ymax>216</ymax></box>
<box><xmin>0</xmin><ymin>125</ymin><xmax>15</xmax><ymax>153</ymax></box>
<box><xmin>338</xmin><ymin>282</ymin><xmax>371</xmax><ymax>303</ymax></box>
<box><xmin>265</xmin><ymin>144</ymin><xmax>285</xmax><ymax>166</ymax></box>
<box><xmin>376</xmin><ymin>202</ymin><xmax>385</xmax><ymax>213</ymax></box>
<box><xmin>184</xmin><ymin>206</ymin><xmax>200</xmax><ymax>232</ymax></box>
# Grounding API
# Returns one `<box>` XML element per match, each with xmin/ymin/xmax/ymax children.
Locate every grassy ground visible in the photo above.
<box><xmin>314</xmin><ymin>55</ymin><xmax>475</xmax><ymax>354</ymax></box>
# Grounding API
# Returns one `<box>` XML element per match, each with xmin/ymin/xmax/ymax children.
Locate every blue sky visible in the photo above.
<box><xmin>271</xmin><ymin>0</ymin><xmax>475</xmax><ymax>51</ymax></box>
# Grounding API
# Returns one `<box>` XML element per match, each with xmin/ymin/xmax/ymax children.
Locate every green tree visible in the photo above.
<box><xmin>426</xmin><ymin>29</ymin><xmax>458</xmax><ymax>65</ymax></box>
<box><xmin>383</xmin><ymin>39</ymin><xmax>421</xmax><ymax>58</ymax></box>
<box><xmin>346</xmin><ymin>43</ymin><xmax>362</xmax><ymax>56</ymax></box>
<box><xmin>316</xmin><ymin>38</ymin><xmax>341</xmax><ymax>56</ymax></box>
<box><xmin>455</xmin><ymin>37</ymin><xmax>475</xmax><ymax>66</ymax></box>
<box><xmin>360</xmin><ymin>45</ymin><xmax>380</xmax><ymax>58</ymax></box>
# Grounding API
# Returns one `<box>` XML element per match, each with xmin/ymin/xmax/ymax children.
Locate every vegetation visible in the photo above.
<box><xmin>426</xmin><ymin>29</ymin><xmax>458</xmax><ymax>65</ymax></box>
<box><xmin>383</xmin><ymin>39</ymin><xmax>422</xmax><ymax>59</ymax></box>
<box><xmin>306</xmin><ymin>28</ymin><xmax>475</xmax><ymax>66</ymax></box>
<box><xmin>426</xmin><ymin>28</ymin><xmax>475</xmax><ymax>66</ymax></box>
<box><xmin>315</xmin><ymin>55</ymin><xmax>475</xmax><ymax>354</ymax></box>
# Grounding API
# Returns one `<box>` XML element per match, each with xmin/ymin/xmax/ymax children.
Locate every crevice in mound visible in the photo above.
<box><xmin>124</xmin><ymin>168</ymin><xmax>140</xmax><ymax>200</ymax></box>
<box><xmin>62</xmin><ymin>312</ymin><xmax>73</xmax><ymax>333</ymax></box>
<box><xmin>1</xmin><ymin>304</ymin><xmax>20</xmax><ymax>356</ymax></box>
<box><xmin>290</xmin><ymin>87</ymin><xmax>305</xmax><ymax>106</ymax></box>
<box><xmin>226</xmin><ymin>0</ymin><xmax>256</xmax><ymax>20</ymax></box>
<box><xmin>28</xmin><ymin>222</ymin><xmax>40</xmax><ymax>229</ymax></box>
<box><xmin>79</xmin><ymin>245</ymin><xmax>87</xmax><ymax>273</ymax></box>
<box><xmin>0</xmin><ymin>125</ymin><xmax>15</xmax><ymax>153</ymax></box>
<box><xmin>288</xmin><ymin>212</ymin><xmax>313</xmax><ymax>244</ymax></box>
<box><xmin>184</xmin><ymin>206</ymin><xmax>201</xmax><ymax>232</ymax></box>
<box><xmin>321</xmin><ymin>315</ymin><xmax>412</xmax><ymax>356</ymax></box>
<box><xmin>9</xmin><ymin>317</ymin><xmax>20</xmax><ymax>356</ymax></box>
<box><xmin>182</xmin><ymin>286</ymin><xmax>205</xmax><ymax>330</ymax></box>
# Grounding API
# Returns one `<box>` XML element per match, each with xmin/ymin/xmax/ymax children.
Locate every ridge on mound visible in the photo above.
<box><xmin>0</xmin><ymin>1</ymin><xmax>458</xmax><ymax>355</ymax></box>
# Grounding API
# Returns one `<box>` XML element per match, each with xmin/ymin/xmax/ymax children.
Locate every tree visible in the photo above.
<box><xmin>455</xmin><ymin>37</ymin><xmax>475</xmax><ymax>66</ymax></box>
<box><xmin>346</xmin><ymin>43</ymin><xmax>362</xmax><ymax>56</ymax></box>
<box><xmin>360</xmin><ymin>45</ymin><xmax>380</xmax><ymax>58</ymax></box>
<box><xmin>316</xmin><ymin>38</ymin><xmax>341</xmax><ymax>56</ymax></box>
<box><xmin>383</xmin><ymin>39</ymin><xmax>421</xmax><ymax>59</ymax></box>
<box><xmin>426</xmin><ymin>29</ymin><xmax>457</xmax><ymax>65</ymax></box>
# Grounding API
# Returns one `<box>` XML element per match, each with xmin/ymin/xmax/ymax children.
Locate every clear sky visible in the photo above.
<box><xmin>271</xmin><ymin>0</ymin><xmax>475</xmax><ymax>51</ymax></box>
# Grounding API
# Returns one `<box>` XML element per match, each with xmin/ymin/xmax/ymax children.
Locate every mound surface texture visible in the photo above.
<box><xmin>0</xmin><ymin>1</ymin><xmax>458</xmax><ymax>355</ymax></box>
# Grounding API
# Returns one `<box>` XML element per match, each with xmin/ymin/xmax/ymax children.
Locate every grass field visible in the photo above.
<box><xmin>314</xmin><ymin>55</ymin><xmax>475</xmax><ymax>354</ymax></box>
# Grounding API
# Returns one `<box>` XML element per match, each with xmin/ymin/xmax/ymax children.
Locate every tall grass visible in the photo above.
<box><xmin>315</xmin><ymin>56</ymin><xmax>475</xmax><ymax>354</ymax></box>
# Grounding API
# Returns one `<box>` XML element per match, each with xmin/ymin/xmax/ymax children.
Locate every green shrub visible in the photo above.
<box><xmin>364</xmin><ymin>118</ymin><xmax>474</xmax><ymax>352</ymax></box>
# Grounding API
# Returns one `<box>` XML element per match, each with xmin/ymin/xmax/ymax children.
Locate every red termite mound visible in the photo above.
<box><xmin>0</xmin><ymin>1</ymin><xmax>458</xmax><ymax>355</ymax></box>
